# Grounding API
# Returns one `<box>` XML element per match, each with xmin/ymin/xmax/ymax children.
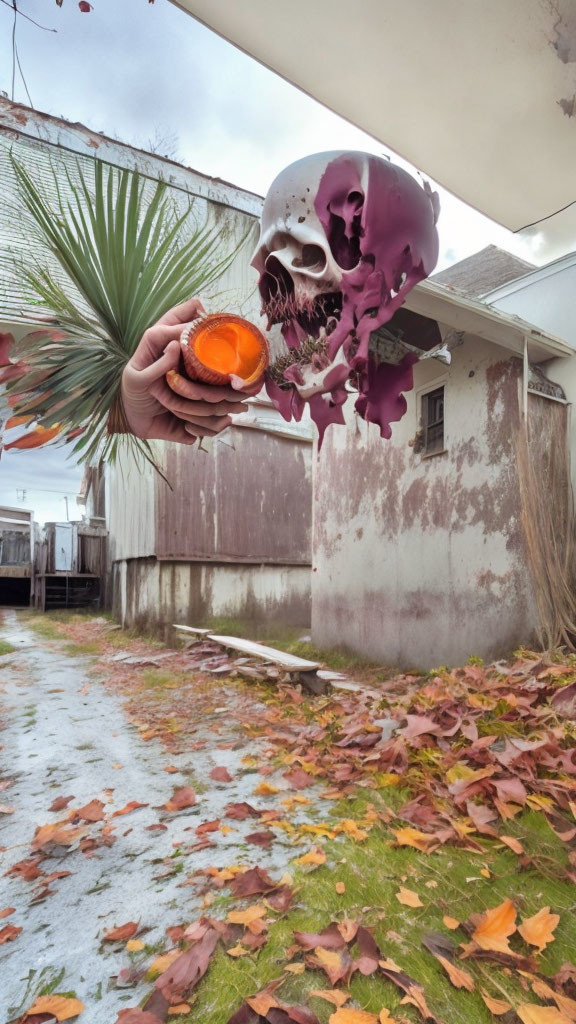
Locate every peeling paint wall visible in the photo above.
<box><xmin>312</xmin><ymin>336</ymin><xmax>541</xmax><ymax>668</ymax></box>
<box><xmin>112</xmin><ymin>558</ymin><xmax>311</xmax><ymax>637</ymax></box>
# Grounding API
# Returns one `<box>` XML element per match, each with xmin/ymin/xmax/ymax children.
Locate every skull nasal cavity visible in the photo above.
<box><xmin>327</xmin><ymin>210</ymin><xmax>362</xmax><ymax>271</ymax></box>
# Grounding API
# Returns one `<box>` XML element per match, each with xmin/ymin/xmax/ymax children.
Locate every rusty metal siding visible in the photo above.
<box><xmin>155</xmin><ymin>428</ymin><xmax>312</xmax><ymax>564</ymax></box>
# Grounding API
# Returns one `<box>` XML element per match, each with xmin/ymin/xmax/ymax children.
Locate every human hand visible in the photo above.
<box><xmin>119</xmin><ymin>298</ymin><xmax>255</xmax><ymax>444</ymax></box>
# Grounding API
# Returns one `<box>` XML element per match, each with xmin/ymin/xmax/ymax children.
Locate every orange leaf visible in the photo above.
<box><xmin>112</xmin><ymin>801</ymin><xmax>149</xmax><ymax>817</ymax></box>
<box><xmin>471</xmin><ymin>899</ymin><xmax>517</xmax><ymax>953</ymax></box>
<box><xmin>149</xmin><ymin>950</ymin><xmax>181</xmax><ymax>975</ymax></box>
<box><xmin>436</xmin><ymin>955</ymin><xmax>475</xmax><ymax>992</ymax></box>
<box><xmin>26</xmin><ymin>994</ymin><xmax>84</xmax><ymax>1020</ymax></box>
<box><xmin>168</xmin><ymin>1006</ymin><xmax>191</xmax><ymax>1016</ymax></box>
<box><xmin>517</xmin><ymin>1004</ymin><xmax>572</xmax><ymax>1024</ymax></box>
<box><xmin>4</xmin><ymin>423</ymin><xmax>62</xmax><ymax>450</ymax></box>
<box><xmin>329</xmin><ymin>1010</ymin><xmax>379</xmax><ymax>1024</ymax></box>
<box><xmin>227</xmin><ymin>904</ymin><xmax>267</xmax><ymax>926</ymax></box>
<box><xmin>126</xmin><ymin>939</ymin><xmax>146</xmax><ymax>952</ymax></box>
<box><xmin>247</xmin><ymin>993</ymin><xmax>281</xmax><ymax>1015</ymax></box>
<box><xmin>500</xmin><ymin>835</ymin><xmax>525</xmax><ymax>855</ymax></box>
<box><xmin>164</xmin><ymin>786</ymin><xmax>196</xmax><ymax>812</ymax></box>
<box><xmin>32</xmin><ymin>822</ymin><xmax>87</xmax><ymax>850</ymax></box>
<box><xmin>531</xmin><ymin>979</ymin><xmax>576</xmax><ymax>1021</ymax></box>
<box><xmin>395</xmin><ymin>886</ymin><xmax>423</xmax><ymax>908</ymax></box>
<box><xmin>253</xmin><ymin>782</ymin><xmax>280</xmax><ymax>796</ymax></box>
<box><xmin>284</xmin><ymin>963</ymin><xmax>306</xmax><ymax>974</ymax></box>
<box><xmin>310</xmin><ymin>990</ymin><xmax>350</xmax><ymax>1008</ymax></box>
<box><xmin>335</xmin><ymin>881</ymin><xmax>346</xmax><ymax>894</ymax></box>
<box><xmin>338</xmin><ymin>919</ymin><xmax>359</xmax><ymax>943</ymax></box>
<box><xmin>443</xmin><ymin>916</ymin><xmax>460</xmax><ymax>930</ymax></box>
<box><xmin>0</xmin><ymin>924</ymin><xmax>22</xmax><ymax>943</ymax></box>
<box><xmin>480</xmin><ymin>990</ymin><xmax>512</xmax><ymax>1015</ymax></box>
<box><xmin>104</xmin><ymin>921</ymin><xmax>139</xmax><ymax>942</ymax></box>
<box><xmin>294</xmin><ymin>847</ymin><xmax>326</xmax><ymax>867</ymax></box>
<box><xmin>226</xmin><ymin>943</ymin><xmax>250</xmax><ymax>957</ymax></box>
<box><xmin>518</xmin><ymin>907</ymin><xmax>560</xmax><ymax>953</ymax></box>
<box><xmin>392</xmin><ymin>827</ymin><xmax>436</xmax><ymax>853</ymax></box>
<box><xmin>379</xmin><ymin>1013</ymin><xmax>400</xmax><ymax>1024</ymax></box>
<box><xmin>0</xmin><ymin>908</ymin><xmax>15</xmax><ymax>918</ymax></box>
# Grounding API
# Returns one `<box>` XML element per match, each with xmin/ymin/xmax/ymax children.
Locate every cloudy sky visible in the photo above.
<box><xmin>0</xmin><ymin>0</ymin><xmax>541</xmax><ymax>524</ymax></box>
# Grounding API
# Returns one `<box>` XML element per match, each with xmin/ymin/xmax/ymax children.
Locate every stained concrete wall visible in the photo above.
<box><xmin>112</xmin><ymin>558</ymin><xmax>311</xmax><ymax>638</ymax></box>
<box><xmin>312</xmin><ymin>334</ymin><xmax>540</xmax><ymax>668</ymax></box>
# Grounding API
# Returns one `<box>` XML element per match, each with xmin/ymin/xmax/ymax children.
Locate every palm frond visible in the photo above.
<box><xmin>5</xmin><ymin>154</ymin><xmax>251</xmax><ymax>466</ymax></box>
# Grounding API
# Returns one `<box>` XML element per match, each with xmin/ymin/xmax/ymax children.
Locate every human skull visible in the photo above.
<box><xmin>252</xmin><ymin>151</ymin><xmax>440</xmax><ymax>443</ymax></box>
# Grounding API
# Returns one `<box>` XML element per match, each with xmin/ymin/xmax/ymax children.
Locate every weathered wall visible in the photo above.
<box><xmin>312</xmin><ymin>335</ymin><xmax>539</xmax><ymax>668</ymax></box>
<box><xmin>112</xmin><ymin>558</ymin><xmax>311</xmax><ymax>637</ymax></box>
<box><xmin>156</xmin><ymin>429</ymin><xmax>311</xmax><ymax>564</ymax></box>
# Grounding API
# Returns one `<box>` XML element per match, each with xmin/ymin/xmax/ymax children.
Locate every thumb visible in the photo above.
<box><xmin>132</xmin><ymin>339</ymin><xmax>181</xmax><ymax>386</ymax></box>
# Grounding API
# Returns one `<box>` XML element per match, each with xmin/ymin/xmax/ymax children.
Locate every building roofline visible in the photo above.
<box><xmin>0</xmin><ymin>97</ymin><xmax>264</xmax><ymax>218</ymax></box>
<box><xmin>483</xmin><ymin>250</ymin><xmax>576</xmax><ymax>303</ymax></box>
<box><xmin>406</xmin><ymin>280</ymin><xmax>574</xmax><ymax>362</ymax></box>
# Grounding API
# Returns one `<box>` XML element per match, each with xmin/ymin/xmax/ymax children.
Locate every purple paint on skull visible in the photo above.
<box><xmin>254</xmin><ymin>150</ymin><xmax>439</xmax><ymax>445</ymax></box>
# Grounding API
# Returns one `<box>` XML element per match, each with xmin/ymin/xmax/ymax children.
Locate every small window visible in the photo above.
<box><xmin>422</xmin><ymin>386</ymin><xmax>445</xmax><ymax>455</ymax></box>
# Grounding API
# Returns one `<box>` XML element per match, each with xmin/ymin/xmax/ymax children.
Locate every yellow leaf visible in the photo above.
<box><xmin>293</xmin><ymin>847</ymin><xmax>326</xmax><ymax>867</ymax></box>
<box><xmin>329</xmin><ymin>1010</ymin><xmax>379</xmax><ymax>1024</ymax></box>
<box><xmin>335</xmin><ymin>881</ymin><xmax>346</xmax><ymax>894</ymax></box>
<box><xmin>310</xmin><ymin>990</ymin><xmax>350</xmax><ymax>1007</ymax></box>
<box><xmin>168</xmin><ymin>1006</ymin><xmax>191</xmax><ymax>1016</ymax></box>
<box><xmin>149</xmin><ymin>950</ymin><xmax>180</xmax><ymax>975</ymax></box>
<box><xmin>518</xmin><ymin>907</ymin><xmax>560</xmax><ymax>953</ymax></box>
<box><xmin>379</xmin><ymin>1012</ymin><xmax>400</xmax><ymax>1024</ymax></box>
<box><xmin>471</xmin><ymin>899</ymin><xmax>517</xmax><ymax>953</ymax></box>
<box><xmin>480</xmin><ymin>990</ymin><xmax>512</xmax><ymax>1015</ymax></box>
<box><xmin>253</xmin><ymin>782</ymin><xmax>279</xmax><ymax>796</ymax></box>
<box><xmin>436</xmin><ymin>955</ymin><xmax>475</xmax><ymax>992</ymax></box>
<box><xmin>227</xmin><ymin>904</ymin><xmax>267</xmax><ymax>926</ymax></box>
<box><xmin>395</xmin><ymin>886</ymin><xmax>423</xmax><ymax>908</ymax></box>
<box><xmin>284</xmin><ymin>963</ymin><xmax>306</xmax><ymax>974</ymax></box>
<box><xmin>227</xmin><ymin>943</ymin><xmax>250</xmax><ymax>957</ymax></box>
<box><xmin>392</xmin><ymin>827</ymin><xmax>436</xmax><ymax>853</ymax></box>
<box><xmin>517</xmin><ymin>1003</ymin><xmax>573</xmax><ymax>1024</ymax></box>
<box><xmin>376</xmin><ymin>773</ymin><xmax>401</xmax><ymax>787</ymax></box>
<box><xmin>443</xmin><ymin>916</ymin><xmax>460</xmax><ymax>930</ymax></box>
<box><xmin>26</xmin><ymin>995</ymin><xmax>85</xmax><ymax>1021</ymax></box>
<box><xmin>126</xmin><ymin>939</ymin><xmax>146</xmax><ymax>952</ymax></box>
<box><xmin>481</xmin><ymin>868</ymin><xmax>491</xmax><ymax>879</ymax></box>
<box><xmin>334</xmin><ymin>819</ymin><xmax>369</xmax><ymax>841</ymax></box>
<box><xmin>532</xmin><ymin>979</ymin><xmax>576</xmax><ymax>1021</ymax></box>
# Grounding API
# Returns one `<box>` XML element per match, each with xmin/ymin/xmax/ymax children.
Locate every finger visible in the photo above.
<box><xmin>129</xmin><ymin>327</ymin><xmax>185</xmax><ymax>373</ymax></box>
<box><xmin>150</xmin><ymin>379</ymin><xmax>246</xmax><ymax>417</ymax></box>
<box><xmin>164</xmin><ymin>371</ymin><xmax>248</xmax><ymax>411</ymax></box>
<box><xmin>130</xmin><ymin>339</ymin><xmax>182</xmax><ymax>384</ymax></box>
<box><xmin>173</xmin><ymin>349</ymin><xmax>253</xmax><ymax>403</ymax></box>
<box><xmin>178</xmin><ymin>412</ymin><xmax>232</xmax><ymax>430</ymax></box>
<box><xmin>157</xmin><ymin>297</ymin><xmax>206</xmax><ymax>328</ymax></box>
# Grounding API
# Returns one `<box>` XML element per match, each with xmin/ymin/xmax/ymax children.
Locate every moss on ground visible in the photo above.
<box><xmin>0</xmin><ymin>638</ymin><xmax>16</xmax><ymax>655</ymax></box>
<box><xmin>184</xmin><ymin>798</ymin><xmax>574</xmax><ymax>1024</ymax></box>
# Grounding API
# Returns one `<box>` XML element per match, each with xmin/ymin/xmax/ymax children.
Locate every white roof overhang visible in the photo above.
<box><xmin>171</xmin><ymin>0</ymin><xmax>576</xmax><ymax>252</ymax></box>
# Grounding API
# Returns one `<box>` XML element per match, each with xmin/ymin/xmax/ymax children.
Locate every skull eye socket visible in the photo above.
<box><xmin>292</xmin><ymin>244</ymin><xmax>327</xmax><ymax>273</ymax></box>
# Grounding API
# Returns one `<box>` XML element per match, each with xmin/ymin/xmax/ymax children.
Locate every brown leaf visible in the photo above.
<box><xmin>392</xmin><ymin>827</ymin><xmax>437</xmax><ymax>853</ymax></box>
<box><xmin>210</xmin><ymin>766</ymin><xmax>233</xmax><ymax>783</ymax></box>
<box><xmin>26</xmin><ymin>994</ymin><xmax>85</xmax><ymax>1020</ymax></box>
<box><xmin>229</xmin><ymin>867</ymin><xmax>278</xmax><ymax>897</ymax></box>
<box><xmin>74</xmin><ymin>798</ymin><xmax>106</xmax><ymax>822</ymax></box>
<box><xmin>294</xmin><ymin>924</ymin><xmax>347</xmax><ymax>950</ymax></box>
<box><xmin>480</xmin><ymin>990</ymin><xmax>512</xmax><ymax>1015</ymax></box>
<box><xmin>104</xmin><ymin>921</ymin><xmax>139</xmax><ymax>942</ymax></box>
<box><xmin>0</xmin><ymin>907</ymin><xmax>15</xmax><ymax>918</ymax></box>
<box><xmin>283</xmin><ymin>768</ymin><xmax>315</xmax><ymax>789</ymax></box>
<box><xmin>471</xmin><ymin>899</ymin><xmax>517</xmax><ymax>953</ymax></box>
<box><xmin>246</xmin><ymin>831</ymin><xmax>275</xmax><ymax>848</ymax></box>
<box><xmin>225</xmin><ymin>802</ymin><xmax>261</xmax><ymax>820</ymax></box>
<box><xmin>112</xmin><ymin>801</ymin><xmax>149</xmax><ymax>817</ymax></box>
<box><xmin>7</xmin><ymin>857</ymin><xmax>45</xmax><ymax>881</ymax></box>
<box><xmin>164</xmin><ymin>787</ymin><xmax>196</xmax><ymax>812</ymax></box>
<box><xmin>152</xmin><ymin>926</ymin><xmax>220</xmax><ymax>1003</ymax></box>
<box><xmin>443</xmin><ymin>916</ymin><xmax>460</xmax><ymax>930</ymax></box>
<box><xmin>0</xmin><ymin>924</ymin><xmax>22</xmax><ymax>943</ymax></box>
<box><xmin>49</xmin><ymin>795</ymin><xmax>75</xmax><ymax>812</ymax></box>
<box><xmin>436</xmin><ymin>955</ymin><xmax>475</xmax><ymax>992</ymax></box>
<box><xmin>422</xmin><ymin>933</ymin><xmax>475</xmax><ymax>991</ymax></box>
<box><xmin>116</xmin><ymin>1011</ymin><xmax>163</xmax><ymax>1023</ymax></box>
<box><xmin>0</xmin><ymin>802</ymin><xmax>15</xmax><ymax>814</ymax></box>
<box><xmin>32</xmin><ymin>822</ymin><xmax>87</xmax><ymax>850</ymax></box>
<box><xmin>519</xmin><ymin>907</ymin><xmax>560</xmax><ymax>953</ymax></box>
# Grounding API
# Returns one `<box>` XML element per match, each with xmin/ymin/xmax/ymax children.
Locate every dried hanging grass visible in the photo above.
<box><xmin>516</xmin><ymin>399</ymin><xmax>576</xmax><ymax>651</ymax></box>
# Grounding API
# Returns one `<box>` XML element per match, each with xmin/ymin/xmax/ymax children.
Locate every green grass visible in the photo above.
<box><xmin>0</xmin><ymin>639</ymin><xmax>15</xmax><ymax>656</ymax></box>
<box><xmin>181</xmin><ymin>801</ymin><xmax>575</xmax><ymax>1024</ymax></box>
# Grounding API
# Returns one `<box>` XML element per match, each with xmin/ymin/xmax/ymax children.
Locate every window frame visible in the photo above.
<box><xmin>416</xmin><ymin>376</ymin><xmax>448</xmax><ymax>458</ymax></box>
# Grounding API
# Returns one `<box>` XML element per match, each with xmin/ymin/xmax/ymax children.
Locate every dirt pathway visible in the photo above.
<box><xmin>0</xmin><ymin>610</ymin><xmax>292</xmax><ymax>1023</ymax></box>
